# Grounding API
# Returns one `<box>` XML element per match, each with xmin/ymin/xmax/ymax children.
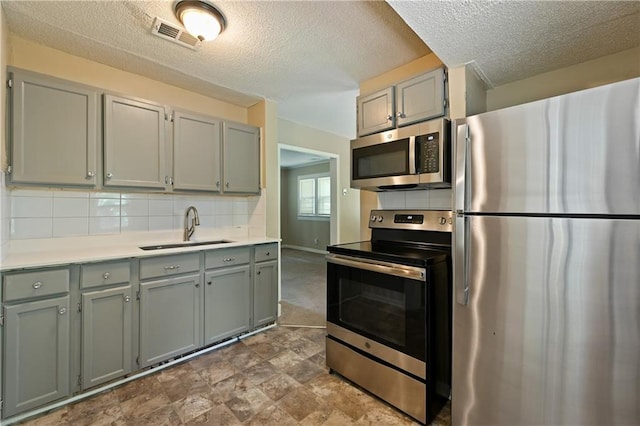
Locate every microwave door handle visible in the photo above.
<box><xmin>408</xmin><ymin>135</ymin><xmax>417</xmax><ymax>175</ymax></box>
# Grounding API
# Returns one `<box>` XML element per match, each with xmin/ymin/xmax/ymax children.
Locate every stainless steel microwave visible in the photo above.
<box><xmin>350</xmin><ymin>118</ymin><xmax>451</xmax><ymax>191</ymax></box>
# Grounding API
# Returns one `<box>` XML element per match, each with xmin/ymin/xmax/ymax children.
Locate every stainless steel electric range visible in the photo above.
<box><xmin>326</xmin><ymin>210</ymin><xmax>452</xmax><ymax>424</ymax></box>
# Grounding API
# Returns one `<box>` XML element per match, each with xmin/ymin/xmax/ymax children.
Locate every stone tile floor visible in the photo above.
<box><xmin>18</xmin><ymin>326</ymin><xmax>451</xmax><ymax>425</ymax></box>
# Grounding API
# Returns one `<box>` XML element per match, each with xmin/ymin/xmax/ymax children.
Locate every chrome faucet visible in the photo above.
<box><xmin>183</xmin><ymin>206</ymin><xmax>200</xmax><ymax>241</ymax></box>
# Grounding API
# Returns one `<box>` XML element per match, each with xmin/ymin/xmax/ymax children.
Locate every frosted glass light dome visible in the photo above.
<box><xmin>174</xmin><ymin>1</ymin><xmax>226</xmax><ymax>42</ymax></box>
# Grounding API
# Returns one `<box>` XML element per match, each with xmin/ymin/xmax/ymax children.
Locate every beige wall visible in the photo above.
<box><xmin>487</xmin><ymin>47</ymin><xmax>640</xmax><ymax>111</ymax></box>
<box><xmin>278</xmin><ymin>119</ymin><xmax>360</xmax><ymax>245</ymax></box>
<box><xmin>8</xmin><ymin>36</ymin><xmax>248</xmax><ymax>123</ymax></box>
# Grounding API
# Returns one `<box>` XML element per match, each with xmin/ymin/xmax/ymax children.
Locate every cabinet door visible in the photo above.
<box><xmin>357</xmin><ymin>87</ymin><xmax>395</xmax><ymax>137</ymax></box>
<box><xmin>173</xmin><ymin>111</ymin><xmax>222</xmax><ymax>192</ymax></box>
<box><xmin>103</xmin><ymin>94</ymin><xmax>166</xmax><ymax>189</ymax></box>
<box><xmin>139</xmin><ymin>273</ymin><xmax>201</xmax><ymax>367</ymax></box>
<box><xmin>10</xmin><ymin>71</ymin><xmax>98</xmax><ymax>186</ymax></box>
<box><xmin>222</xmin><ymin>122</ymin><xmax>260</xmax><ymax>194</ymax></box>
<box><xmin>396</xmin><ymin>68</ymin><xmax>445</xmax><ymax>127</ymax></box>
<box><xmin>204</xmin><ymin>265</ymin><xmax>251</xmax><ymax>345</ymax></box>
<box><xmin>253</xmin><ymin>260</ymin><xmax>278</xmax><ymax>328</ymax></box>
<box><xmin>3</xmin><ymin>296</ymin><xmax>70</xmax><ymax>417</ymax></box>
<box><xmin>81</xmin><ymin>285</ymin><xmax>132</xmax><ymax>390</ymax></box>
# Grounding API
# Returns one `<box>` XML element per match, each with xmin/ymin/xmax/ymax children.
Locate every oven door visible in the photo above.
<box><xmin>326</xmin><ymin>254</ymin><xmax>427</xmax><ymax>366</ymax></box>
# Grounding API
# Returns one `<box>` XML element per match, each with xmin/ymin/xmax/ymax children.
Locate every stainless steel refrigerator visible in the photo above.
<box><xmin>452</xmin><ymin>77</ymin><xmax>640</xmax><ymax>425</ymax></box>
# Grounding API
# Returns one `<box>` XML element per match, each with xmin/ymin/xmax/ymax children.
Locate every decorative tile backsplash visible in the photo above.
<box><xmin>8</xmin><ymin>188</ymin><xmax>266</xmax><ymax>240</ymax></box>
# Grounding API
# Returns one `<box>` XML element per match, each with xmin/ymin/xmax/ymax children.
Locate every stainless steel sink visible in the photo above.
<box><xmin>139</xmin><ymin>240</ymin><xmax>234</xmax><ymax>251</ymax></box>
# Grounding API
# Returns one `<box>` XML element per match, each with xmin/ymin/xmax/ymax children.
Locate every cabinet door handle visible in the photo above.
<box><xmin>86</xmin><ymin>171</ymin><xmax>95</xmax><ymax>178</ymax></box>
<box><xmin>386</xmin><ymin>114</ymin><xmax>393</xmax><ymax>121</ymax></box>
<box><xmin>59</xmin><ymin>307</ymin><xmax>67</xmax><ymax>315</ymax></box>
<box><xmin>257</xmin><ymin>271</ymin><xmax>261</xmax><ymax>275</ymax></box>
<box><xmin>396</xmin><ymin>111</ymin><xmax>405</xmax><ymax>118</ymax></box>
<box><xmin>103</xmin><ymin>272</ymin><xmax>110</xmax><ymax>280</ymax></box>
<box><xmin>106</xmin><ymin>172</ymin><xmax>113</xmax><ymax>179</ymax></box>
<box><xmin>124</xmin><ymin>296</ymin><xmax>131</xmax><ymax>303</ymax></box>
<box><xmin>225</xmin><ymin>182</ymin><xmax>230</xmax><ymax>188</ymax></box>
<box><xmin>32</xmin><ymin>281</ymin><xmax>43</xmax><ymax>289</ymax></box>
<box><xmin>195</xmin><ymin>283</ymin><xmax>200</xmax><ymax>288</ymax></box>
<box><xmin>216</xmin><ymin>181</ymin><xmax>220</xmax><ymax>188</ymax></box>
<box><xmin>207</xmin><ymin>281</ymin><xmax>212</xmax><ymax>285</ymax></box>
<box><xmin>165</xmin><ymin>176</ymin><xmax>169</xmax><ymax>184</ymax></box>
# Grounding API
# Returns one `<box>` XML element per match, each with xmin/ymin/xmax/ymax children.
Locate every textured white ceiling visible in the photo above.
<box><xmin>2</xmin><ymin>1</ymin><xmax>639</xmax><ymax>140</ymax></box>
<box><xmin>389</xmin><ymin>0</ymin><xmax>640</xmax><ymax>88</ymax></box>
<box><xmin>1</xmin><ymin>0</ymin><xmax>430</xmax><ymax>139</ymax></box>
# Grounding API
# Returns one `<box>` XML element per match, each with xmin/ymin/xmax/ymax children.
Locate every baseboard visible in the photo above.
<box><xmin>281</xmin><ymin>244</ymin><xmax>328</xmax><ymax>255</ymax></box>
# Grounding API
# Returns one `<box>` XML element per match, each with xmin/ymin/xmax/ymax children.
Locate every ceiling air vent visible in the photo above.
<box><xmin>151</xmin><ymin>17</ymin><xmax>201</xmax><ymax>51</ymax></box>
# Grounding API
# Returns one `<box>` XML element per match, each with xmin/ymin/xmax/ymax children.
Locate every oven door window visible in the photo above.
<box><xmin>352</xmin><ymin>138</ymin><xmax>410</xmax><ymax>179</ymax></box>
<box><xmin>327</xmin><ymin>262</ymin><xmax>426</xmax><ymax>361</ymax></box>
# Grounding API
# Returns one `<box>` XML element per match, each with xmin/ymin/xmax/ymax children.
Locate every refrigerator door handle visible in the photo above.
<box><xmin>454</xmin><ymin>123</ymin><xmax>470</xmax><ymax>211</ymax></box>
<box><xmin>455</xmin><ymin>214</ymin><xmax>470</xmax><ymax>306</ymax></box>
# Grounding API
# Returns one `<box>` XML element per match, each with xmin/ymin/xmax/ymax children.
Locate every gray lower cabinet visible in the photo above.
<box><xmin>8</xmin><ymin>69</ymin><xmax>99</xmax><ymax>186</ymax></box>
<box><xmin>253</xmin><ymin>260</ymin><xmax>278</xmax><ymax>328</ymax></box>
<box><xmin>81</xmin><ymin>286</ymin><xmax>133</xmax><ymax>390</ymax></box>
<box><xmin>204</xmin><ymin>265</ymin><xmax>251</xmax><ymax>345</ymax></box>
<box><xmin>3</xmin><ymin>296</ymin><xmax>70</xmax><ymax>418</ymax></box>
<box><xmin>139</xmin><ymin>273</ymin><xmax>202</xmax><ymax>368</ymax></box>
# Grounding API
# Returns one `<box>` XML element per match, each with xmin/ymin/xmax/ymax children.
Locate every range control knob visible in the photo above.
<box><xmin>377</xmin><ymin>216</ymin><xmax>383</xmax><ymax>222</ymax></box>
<box><xmin>371</xmin><ymin>215</ymin><xmax>377</xmax><ymax>222</ymax></box>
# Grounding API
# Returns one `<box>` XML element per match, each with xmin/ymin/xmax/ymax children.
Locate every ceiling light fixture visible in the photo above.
<box><xmin>174</xmin><ymin>0</ymin><xmax>226</xmax><ymax>42</ymax></box>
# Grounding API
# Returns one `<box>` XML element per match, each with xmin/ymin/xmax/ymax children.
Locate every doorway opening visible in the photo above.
<box><xmin>278</xmin><ymin>145</ymin><xmax>337</xmax><ymax>327</ymax></box>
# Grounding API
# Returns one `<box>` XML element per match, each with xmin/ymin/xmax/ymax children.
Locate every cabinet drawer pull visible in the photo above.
<box><xmin>223</xmin><ymin>257</ymin><xmax>235</xmax><ymax>262</ymax></box>
<box><xmin>163</xmin><ymin>265</ymin><xmax>181</xmax><ymax>271</ymax></box>
<box><xmin>207</xmin><ymin>280</ymin><xmax>212</xmax><ymax>285</ymax></box>
<box><xmin>59</xmin><ymin>307</ymin><xmax>67</xmax><ymax>315</ymax></box>
<box><xmin>195</xmin><ymin>283</ymin><xmax>200</xmax><ymax>288</ymax></box>
<box><xmin>124</xmin><ymin>296</ymin><xmax>131</xmax><ymax>303</ymax></box>
<box><xmin>106</xmin><ymin>172</ymin><xmax>113</xmax><ymax>179</ymax></box>
<box><xmin>265</xmin><ymin>251</ymin><xmax>270</xmax><ymax>256</ymax></box>
<box><xmin>32</xmin><ymin>281</ymin><xmax>43</xmax><ymax>289</ymax></box>
<box><xmin>103</xmin><ymin>272</ymin><xmax>110</xmax><ymax>280</ymax></box>
<box><xmin>257</xmin><ymin>271</ymin><xmax>261</xmax><ymax>275</ymax></box>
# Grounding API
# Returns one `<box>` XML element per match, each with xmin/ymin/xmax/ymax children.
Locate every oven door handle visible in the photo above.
<box><xmin>326</xmin><ymin>254</ymin><xmax>426</xmax><ymax>281</ymax></box>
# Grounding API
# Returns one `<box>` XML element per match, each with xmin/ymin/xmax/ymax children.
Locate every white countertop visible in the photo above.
<box><xmin>1</xmin><ymin>229</ymin><xmax>279</xmax><ymax>271</ymax></box>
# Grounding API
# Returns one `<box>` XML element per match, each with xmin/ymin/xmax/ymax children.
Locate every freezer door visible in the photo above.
<box><xmin>457</xmin><ymin>77</ymin><xmax>640</xmax><ymax>215</ymax></box>
<box><xmin>453</xmin><ymin>216</ymin><xmax>640</xmax><ymax>425</ymax></box>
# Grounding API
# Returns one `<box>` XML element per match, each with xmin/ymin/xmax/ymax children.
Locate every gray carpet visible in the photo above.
<box><xmin>279</xmin><ymin>248</ymin><xmax>326</xmax><ymax>327</ymax></box>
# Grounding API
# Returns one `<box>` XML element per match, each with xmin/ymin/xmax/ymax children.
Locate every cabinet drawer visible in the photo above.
<box><xmin>205</xmin><ymin>247</ymin><xmax>250</xmax><ymax>269</ymax></box>
<box><xmin>254</xmin><ymin>243</ymin><xmax>279</xmax><ymax>263</ymax></box>
<box><xmin>81</xmin><ymin>261</ymin><xmax>131</xmax><ymax>289</ymax></box>
<box><xmin>3</xmin><ymin>268</ymin><xmax>70</xmax><ymax>302</ymax></box>
<box><xmin>140</xmin><ymin>253</ymin><xmax>200</xmax><ymax>280</ymax></box>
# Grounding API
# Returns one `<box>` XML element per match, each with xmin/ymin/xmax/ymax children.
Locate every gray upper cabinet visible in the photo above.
<box><xmin>9</xmin><ymin>70</ymin><xmax>98</xmax><ymax>186</ymax></box>
<box><xmin>103</xmin><ymin>94</ymin><xmax>167</xmax><ymax>189</ymax></box>
<box><xmin>173</xmin><ymin>111</ymin><xmax>222</xmax><ymax>192</ymax></box>
<box><xmin>395</xmin><ymin>68</ymin><xmax>445</xmax><ymax>127</ymax></box>
<box><xmin>222</xmin><ymin>121</ymin><xmax>260</xmax><ymax>194</ymax></box>
<box><xmin>357</xmin><ymin>67</ymin><xmax>446</xmax><ymax>137</ymax></box>
<box><xmin>357</xmin><ymin>86</ymin><xmax>395</xmax><ymax>137</ymax></box>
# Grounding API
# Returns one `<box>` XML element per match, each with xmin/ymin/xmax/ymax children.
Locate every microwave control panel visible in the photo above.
<box><xmin>417</xmin><ymin>132</ymin><xmax>439</xmax><ymax>173</ymax></box>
